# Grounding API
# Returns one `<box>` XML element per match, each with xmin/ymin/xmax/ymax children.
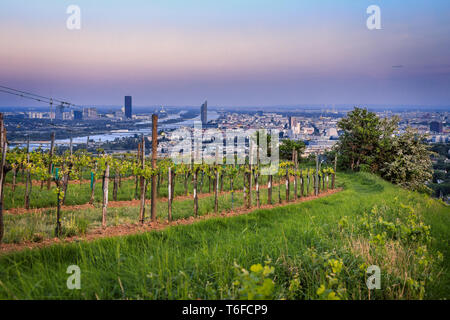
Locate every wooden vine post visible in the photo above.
<box><xmin>150</xmin><ymin>114</ymin><xmax>158</xmax><ymax>222</ymax></box>
<box><xmin>54</xmin><ymin>168</ymin><xmax>62</xmax><ymax>237</ymax></box>
<box><xmin>248</xmin><ymin>143</ymin><xmax>253</xmax><ymax>208</ymax></box>
<box><xmin>102</xmin><ymin>161</ymin><xmax>109</xmax><ymax>228</ymax></box>
<box><xmin>139</xmin><ymin>135</ymin><xmax>146</xmax><ymax>224</ymax></box>
<box><xmin>89</xmin><ymin>161</ymin><xmax>97</xmax><ymax>204</ymax></box>
<box><xmin>293</xmin><ymin>149</ymin><xmax>298</xmax><ymax>200</ymax></box>
<box><xmin>285</xmin><ymin>165</ymin><xmax>289</xmax><ymax>202</ymax></box>
<box><xmin>267</xmin><ymin>132</ymin><xmax>273</xmax><ymax>205</ymax></box>
<box><xmin>327</xmin><ymin>171</ymin><xmax>330</xmax><ymax>190</ymax></box>
<box><xmin>47</xmin><ymin>132</ymin><xmax>55</xmax><ymax>190</ymax></box>
<box><xmin>24</xmin><ymin>136</ymin><xmax>32</xmax><ymax>209</ymax></box>
<box><xmin>315</xmin><ymin>153</ymin><xmax>319</xmax><ymax>196</ymax></box>
<box><xmin>306</xmin><ymin>170</ymin><xmax>310</xmax><ymax>196</ymax></box>
<box><xmin>168</xmin><ymin>166</ymin><xmax>173</xmax><ymax>221</ymax></box>
<box><xmin>247</xmin><ymin>166</ymin><xmax>252</xmax><ymax>208</ymax></box>
<box><xmin>69</xmin><ymin>136</ymin><xmax>73</xmax><ymax>156</ymax></box>
<box><xmin>61</xmin><ymin>157</ymin><xmax>72</xmax><ymax>205</ymax></box>
<box><xmin>184</xmin><ymin>165</ymin><xmax>190</xmax><ymax>196</ymax></box>
<box><xmin>256</xmin><ymin>136</ymin><xmax>260</xmax><ymax>208</ymax></box>
<box><xmin>134</xmin><ymin>142</ymin><xmax>141</xmax><ymax>200</ymax></box>
<box><xmin>255</xmin><ymin>170</ymin><xmax>260</xmax><ymax>208</ymax></box>
<box><xmin>322</xmin><ymin>170</ymin><xmax>325</xmax><ymax>192</ymax></box>
<box><xmin>300</xmin><ymin>169</ymin><xmax>304</xmax><ymax>197</ymax></box>
<box><xmin>332</xmin><ymin>153</ymin><xmax>337</xmax><ymax>189</ymax></box>
<box><xmin>214</xmin><ymin>166</ymin><xmax>219</xmax><ymax>213</ymax></box>
<box><xmin>243</xmin><ymin>169</ymin><xmax>247</xmax><ymax>207</ymax></box>
<box><xmin>278</xmin><ymin>173</ymin><xmax>282</xmax><ymax>204</ymax></box>
<box><xmin>267</xmin><ymin>174</ymin><xmax>272</xmax><ymax>205</ymax></box>
<box><xmin>193</xmin><ymin>166</ymin><xmax>199</xmax><ymax>217</ymax></box>
<box><xmin>230</xmin><ymin>165</ymin><xmax>235</xmax><ymax>209</ymax></box>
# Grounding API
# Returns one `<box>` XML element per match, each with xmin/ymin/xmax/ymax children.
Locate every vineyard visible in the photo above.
<box><xmin>0</xmin><ymin>172</ymin><xmax>448</xmax><ymax>300</ymax></box>
<box><xmin>0</xmin><ymin>118</ymin><xmax>448</xmax><ymax>301</ymax></box>
<box><xmin>0</xmin><ymin>139</ymin><xmax>336</xmax><ymax>246</ymax></box>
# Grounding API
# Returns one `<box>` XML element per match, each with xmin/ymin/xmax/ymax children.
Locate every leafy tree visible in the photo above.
<box><xmin>433</xmin><ymin>171</ymin><xmax>446</xmax><ymax>183</ymax></box>
<box><xmin>380</xmin><ymin>128</ymin><xmax>433</xmax><ymax>192</ymax></box>
<box><xmin>279</xmin><ymin>139</ymin><xmax>305</xmax><ymax>161</ymax></box>
<box><xmin>336</xmin><ymin>107</ymin><xmax>397</xmax><ymax>172</ymax></box>
<box><xmin>337</xmin><ymin>107</ymin><xmax>433</xmax><ymax>192</ymax></box>
<box><xmin>430</xmin><ymin>143</ymin><xmax>450</xmax><ymax>159</ymax></box>
<box><xmin>430</xmin><ymin>182</ymin><xmax>450</xmax><ymax>198</ymax></box>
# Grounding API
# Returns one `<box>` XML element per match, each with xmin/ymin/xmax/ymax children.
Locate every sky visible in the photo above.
<box><xmin>0</xmin><ymin>0</ymin><xmax>450</xmax><ymax>108</ymax></box>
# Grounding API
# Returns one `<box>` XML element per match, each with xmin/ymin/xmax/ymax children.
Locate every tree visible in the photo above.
<box><xmin>337</xmin><ymin>107</ymin><xmax>398</xmax><ymax>172</ymax></box>
<box><xmin>380</xmin><ymin>128</ymin><xmax>433</xmax><ymax>192</ymax></box>
<box><xmin>279</xmin><ymin>139</ymin><xmax>305</xmax><ymax>161</ymax></box>
<box><xmin>337</xmin><ymin>107</ymin><xmax>433</xmax><ymax>192</ymax></box>
<box><xmin>337</xmin><ymin>108</ymin><xmax>381</xmax><ymax>171</ymax></box>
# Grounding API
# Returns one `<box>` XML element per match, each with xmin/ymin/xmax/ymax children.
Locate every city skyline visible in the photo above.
<box><xmin>1</xmin><ymin>0</ymin><xmax>450</xmax><ymax>108</ymax></box>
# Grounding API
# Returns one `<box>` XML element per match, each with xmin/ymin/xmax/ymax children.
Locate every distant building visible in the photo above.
<box><xmin>201</xmin><ymin>100</ymin><xmax>208</xmax><ymax>125</ymax></box>
<box><xmin>74</xmin><ymin>111</ymin><xmax>83</xmax><ymax>120</ymax></box>
<box><xmin>430</xmin><ymin>121</ymin><xmax>443</xmax><ymax>133</ymax></box>
<box><xmin>63</xmin><ymin>112</ymin><xmax>73</xmax><ymax>120</ymax></box>
<box><xmin>28</xmin><ymin>112</ymin><xmax>44</xmax><ymax>119</ymax></box>
<box><xmin>125</xmin><ymin>96</ymin><xmax>132</xmax><ymax>119</ymax></box>
<box><xmin>113</xmin><ymin>110</ymin><xmax>124</xmax><ymax>119</ymax></box>
<box><xmin>55</xmin><ymin>105</ymin><xmax>64</xmax><ymax>120</ymax></box>
<box><xmin>292</xmin><ymin>122</ymin><xmax>301</xmax><ymax>135</ymax></box>
<box><xmin>83</xmin><ymin>107</ymin><xmax>98</xmax><ymax>120</ymax></box>
<box><xmin>289</xmin><ymin>116</ymin><xmax>299</xmax><ymax>129</ymax></box>
<box><xmin>325</xmin><ymin>128</ymin><xmax>338</xmax><ymax>137</ymax></box>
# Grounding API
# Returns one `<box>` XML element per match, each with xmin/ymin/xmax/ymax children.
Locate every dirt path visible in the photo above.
<box><xmin>0</xmin><ymin>188</ymin><xmax>342</xmax><ymax>254</ymax></box>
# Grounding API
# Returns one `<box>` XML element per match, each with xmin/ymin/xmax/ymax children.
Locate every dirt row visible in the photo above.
<box><xmin>0</xmin><ymin>188</ymin><xmax>342</xmax><ymax>254</ymax></box>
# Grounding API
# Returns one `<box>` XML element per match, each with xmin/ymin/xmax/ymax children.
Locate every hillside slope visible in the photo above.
<box><xmin>0</xmin><ymin>172</ymin><xmax>448</xmax><ymax>299</ymax></box>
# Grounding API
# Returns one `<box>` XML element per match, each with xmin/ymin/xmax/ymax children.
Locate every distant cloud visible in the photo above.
<box><xmin>392</xmin><ymin>65</ymin><xmax>404</xmax><ymax>69</ymax></box>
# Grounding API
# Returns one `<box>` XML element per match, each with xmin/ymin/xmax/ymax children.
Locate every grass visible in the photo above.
<box><xmin>0</xmin><ymin>172</ymin><xmax>448</xmax><ymax>300</ymax></box>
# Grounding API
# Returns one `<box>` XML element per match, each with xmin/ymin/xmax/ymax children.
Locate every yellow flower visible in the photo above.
<box><xmin>250</xmin><ymin>264</ymin><xmax>263</xmax><ymax>274</ymax></box>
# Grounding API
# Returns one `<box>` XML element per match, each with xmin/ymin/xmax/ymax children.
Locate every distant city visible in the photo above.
<box><xmin>1</xmin><ymin>96</ymin><xmax>448</xmax><ymax>158</ymax></box>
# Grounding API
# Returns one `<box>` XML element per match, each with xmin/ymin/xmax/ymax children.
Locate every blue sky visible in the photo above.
<box><xmin>0</xmin><ymin>0</ymin><xmax>449</xmax><ymax>107</ymax></box>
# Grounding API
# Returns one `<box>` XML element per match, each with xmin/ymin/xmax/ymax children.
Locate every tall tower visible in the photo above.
<box><xmin>125</xmin><ymin>96</ymin><xmax>132</xmax><ymax>119</ymax></box>
<box><xmin>55</xmin><ymin>105</ymin><xmax>64</xmax><ymax>120</ymax></box>
<box><xmin>201</xmin><ymin>100</ymin><xmax>208</xmax><ymax>125</ymax></box>
<box><xmin>430</xmin><ymin>121</ymin><xmax>443</xmax><ymax>133</ymax></box>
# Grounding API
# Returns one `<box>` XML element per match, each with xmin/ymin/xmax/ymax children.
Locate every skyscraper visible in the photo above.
<box><xmin>73</xmin><ymin>111</ymin><xmax>83</xmax><ymax>120</ymax></box>
<box><xmin>55</xmin><ymin>105</ymin><xmax>64</xmax><ymax>120</ymax></box>
<box><xmin>430</xmin><ymin>121</ymin><xmax>443</xmax><ymax>133</ymax></box>
<box><xmin>125</xmin><ymin>96</ymin><xmax>132</xmax><ymax>119</ymax></box>
<box><xmin>201</xmin><ymin>100</ymin><xmax>208</xmax><ymax>125</ymax></box>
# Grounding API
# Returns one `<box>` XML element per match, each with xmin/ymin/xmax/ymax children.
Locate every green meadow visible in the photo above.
<box><xmin>0</xmin><ymin>172</ymin><xmax>448</xmax><ymax>300</ymax></box>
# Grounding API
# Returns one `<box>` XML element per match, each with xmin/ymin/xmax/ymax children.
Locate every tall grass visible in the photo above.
<box><xmin>0</xmin><ymin>172</ymin><xmax>448</xmax><ymax>300</ymax></box>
